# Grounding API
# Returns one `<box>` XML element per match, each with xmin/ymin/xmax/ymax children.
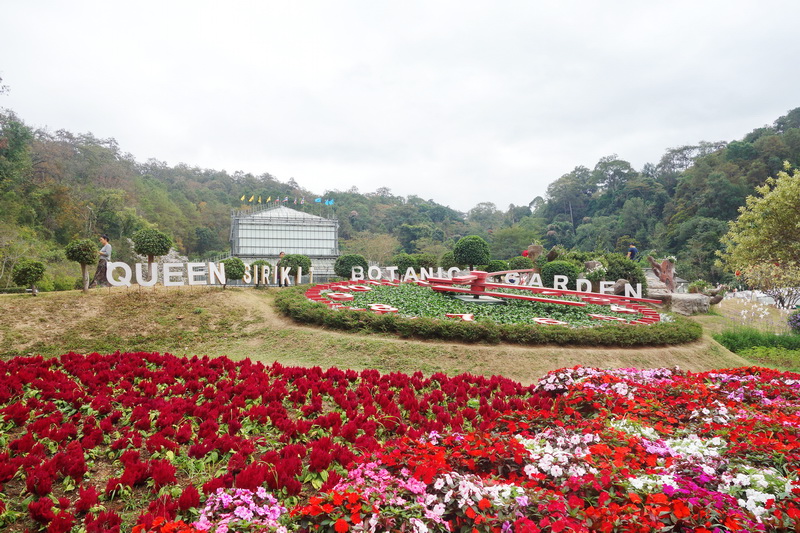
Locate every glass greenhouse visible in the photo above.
<box><xmin>229</xmin><ymin>205</ymin><xmax>340</xmax><ymax>279</ymax></box>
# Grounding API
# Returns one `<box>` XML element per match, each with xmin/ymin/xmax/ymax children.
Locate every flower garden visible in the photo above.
<box><xmin>2</xmin><ymin>351</ymin><xmax>800</xmax><ymax>532</ymax></box>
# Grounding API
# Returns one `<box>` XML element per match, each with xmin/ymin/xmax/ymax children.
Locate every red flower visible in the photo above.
<box><xmin>334</xmin><ymin>518</ymin><xmax>350</xmax><ymax>532</ymax></box>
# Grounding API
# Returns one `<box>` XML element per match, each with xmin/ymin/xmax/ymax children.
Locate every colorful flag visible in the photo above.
<box><xmin>249</xmin><ymin>195</ymin><xmax>255</xmax><ymax>202</ymax></box>
<box><xmin>301</xmin><ymin>197</ymin><xmax>305</xmax><ymax>204</ymax></box>
<box><xmin>240</xmin><ymin>194</ymin><xmax>245</xmax><ymax>201</ymax></box>
<box><xmin>293</xmin><ymin>197</ymin><xmax>297</xmax><ymax>204</ymax></box>
<box><xmin>266</xmin><ymin>196</ymin><xmax>271</xmax><ymax>203</ymax></box>
<box><xmin>258</xmin><ymin>196</ymin><xmax>262</xmax><ymax>203</ymax></box>
<box><xmin>315</xmin><ymin>198</ymin><xmax>322</xmax><ymax>203</ymax></box>
<box><xmin>283</xmin><ymin>196</ymin><xmax>288</xmax><ymax>202</ymax></box>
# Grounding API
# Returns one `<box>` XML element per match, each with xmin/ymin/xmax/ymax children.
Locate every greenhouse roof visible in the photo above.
<box><xmin>235</xmin><ymin>205</ymin><xmax>333</xmax><ymax>221</ymax></box>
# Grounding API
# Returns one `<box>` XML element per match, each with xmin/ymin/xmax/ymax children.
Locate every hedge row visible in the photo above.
<box><xmin>713</xmin><ymin>327</ymin><xmax>800</xmax><ymax>353</ymax></box>
<box><xmin>274</xmin><ymin>286</ymin><xmax>702</xmax><ymax>347</ymax></box>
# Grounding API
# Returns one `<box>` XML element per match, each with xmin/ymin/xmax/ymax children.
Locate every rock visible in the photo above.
<box><xmin>612</xmin><ymin>279</ymin><xmax>628</xmax><ymax>295</ymax></box>
<box><xmin>584</xmin><ymin>260</ymin><xmax>602</xmax><ymax>272</ymax></box>
<box><xmin>648</xmin><ymin>289</ymin><xmax>672</xmax><ymax>308</ymax></box>
<box><xmin>527</xmin><ymin>244</ymin><xmax>544</xmax><ymax>261</ymax></box>
<box><xmin>670</xmin><ymin>293</ymin><xmax>710</xmax><ymax>315</ymax></box>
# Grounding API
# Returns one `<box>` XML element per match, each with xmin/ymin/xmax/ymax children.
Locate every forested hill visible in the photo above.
<box><xmin>1</xmin><ymin>106</ymin><xmax>799</xmax><ymax>289</ymax></box>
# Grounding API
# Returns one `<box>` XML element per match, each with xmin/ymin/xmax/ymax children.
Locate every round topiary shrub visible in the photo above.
<box><xmin>486</xmin><ymin>259</ymin><xmax>509</xmax><ymax>272</ymax></box>
<box><xmin>603</xmin><ymin>253</ymin><xmax>648</xmax><ymax>295</ymax></box>
<box><xmin>453</xmin><ymin>235</ymin><xmax>490</xmax><ymax>269</ymax></box>
<box><xmin>508</xmin><ymin>256</ymin><xmax>534</xmax><ymax>270</ymax></box>
<box><xmin>334</xmin><ymin>254</ymin><xmax>368</xmax><ymax>279</ymax></box>
<box><xmin>540</xmin><ymin>260</ymin><xmax>581</xmax><ymax>290</ymax></box>
<box><xmin>250</xmin><ymin>259</ymin><xmax>273</xmax><ymax>287</ymax></box>
<box><xmin>392</xmin><ymin>253</ymin><xmax>419</xmax><ymax>274</ymax></box>
<box><xmin>440</xmin><ymin>251</ymin><xmax>464</xmax><ymax>270</ymax></box>
<box><xmin>413</xmin><ymin>252</ymin><xmax>438</xmax><ymax>270</ymax></box>
<box><xmin>221</xmin><ymin>257</ymin><xmax>246</xmax><ymax>288</ymax></box>
<box><xmin>280</xmin><ymin>254</ymin><xmax>312</xmax><ymax>277</ymax></box>
<box><xmin>12</xmin><ymin>259</ymin><xmax>46</xmax><ymax>295</ymax></box>
<box><xmin>132</xmin><ymin>228</ymin><xmax>172</xmax><ymax>265</ymax></box>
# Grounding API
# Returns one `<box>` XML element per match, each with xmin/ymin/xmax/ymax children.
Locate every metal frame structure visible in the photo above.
<box><xmin>229</xmin><ymin>205</ymin><xmax>340</xmax><ymax>279</ymax></box>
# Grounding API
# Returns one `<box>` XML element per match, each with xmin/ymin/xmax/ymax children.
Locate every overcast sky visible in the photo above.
<box><xmin>2</xmin><ymin>1</ymin><xmax>799</xmax><ymax>213</ymax></box>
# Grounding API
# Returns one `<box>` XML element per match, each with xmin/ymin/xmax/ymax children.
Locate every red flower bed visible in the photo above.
<box><xmin>2</xmin><ymin>354</ymin><xmax>800</xmax><ymax>531</ymax></box>
<box><xmin>0</xmin><ymin>352</ymin><xmax>546</xmax><ymax>531</ymax></box>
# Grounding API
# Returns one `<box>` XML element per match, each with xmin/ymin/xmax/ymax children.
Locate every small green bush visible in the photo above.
<box><xmin>486</xmin><ymin>260</ymin><xmax>509</xmax><ymax>273</ymax></box>
<box><xmin>603</xmin><ymin>253</ymin><xmax>648</xmax><ymax>296</ymax></box>
<box><xmin>440</xmin><ymin>251</ymin><xmax>464</xmax><ymax>270</ymax></box>
<box><xmin>12</xmin><ymin>259</ymin><xmax>46</xmax><ymax>295</ymax></box>
<box><xmin>250</xmin><ymin>260</ymin><xmax>273</xmax><ymax>287</ymax></box>
<box><xmin>508</xmin><ymin>256</ymin><xmax>534</xmax><ymax>270</ymax></box>
<box><xmin>413</xmin><ymin>252</ymin><xmax>438</xmax><ymax>270</ymax></box>
<box><xmin>713</xmin><ymin>328</ymin><xmax>800</xmax><ymax>353</ymax></box>
<box><xmin>280</xmin><ymin>254</ymin><xmax>312</xmax><ymax>277</ymax></box>
<box><xmin>334</xmin><ymin>254</ymin><xmax>368</xmax><ymax>279</ymax></box>
<box><xmin>788</xmin><ymin>310</ymin><xmax>800</xmax><ymax>334</ymax></box>
<box><xmin>540</xmin><ymin>261</ymin><xmax>581</xmax><ymax>290</ymax></box>
<box><xmin>392</xmin><ymin>253</ymin><xmax>419</xmax><ymax>274</ymax></box>
<box><xmin>453</xmin><ymin>235</ymin><xmax>490</xmax><ymax>269</ymax></box>
<box><xmin>221</xmin><ymin>257</ymin><xmax>246</xmax><ymax>287</ymax></box>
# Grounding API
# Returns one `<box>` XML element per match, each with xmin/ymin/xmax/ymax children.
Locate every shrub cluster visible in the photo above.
<box><xmin>540</xmin><ymin>261</ymin><xmax>581</xmax><ymax>290</ymax></box>
<box><xmin>275</xmin><ymin>287</ymin><xmax>701</xmax><ymax>347</ymax></box>
<box><xmin>789</xmin><ymin>310</ymin><xmax>800</xmax><ymax>334</ymax></box>
<box><xmin>714</xmin><ymin>327</ymin><xmax>800</xmax><ymax>353</ymax></box>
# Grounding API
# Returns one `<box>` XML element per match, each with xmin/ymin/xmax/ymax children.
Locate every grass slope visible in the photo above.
<box><xmin>0</xmin><ymin>287</ymin><xmax>750</xmax><ymax>384</ymax></box>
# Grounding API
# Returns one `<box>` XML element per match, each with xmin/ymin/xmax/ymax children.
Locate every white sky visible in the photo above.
<box><xmin>2</xmin><ymin>1</ymin><xmax>799</xmax><ymax>213</ymax></box>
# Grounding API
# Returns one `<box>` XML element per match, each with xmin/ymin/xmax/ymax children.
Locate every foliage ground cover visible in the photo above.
<box><xmin>3</xmin><ymin>353</ymin><xmax>800</xmax><ymax>531</ymax></box>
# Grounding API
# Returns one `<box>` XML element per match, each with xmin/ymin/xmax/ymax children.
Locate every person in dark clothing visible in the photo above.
<box><xmin>626</xmin><ymin>244</ymin><xmax>638</xmax><ymax>261</ymax></box>
<box><xmin>276</xmin><ymin>251</ymin><xmax>287</xmax><ymax>287</ymax></box>
<box><xmin>89</xmin><ymin>234</ymin><xmax>112</xmax><ymax>287</ymax></box>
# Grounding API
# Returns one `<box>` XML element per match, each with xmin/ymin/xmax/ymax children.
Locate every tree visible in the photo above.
<box><xmin>334</xmin><ymin>254</ymin><xmax>368</xmax><ymax>279</ymax></box>
<box><xmin>12</xmin><ymin>258</ymin><xmax>46</xmax><ymax>296</ymax></box>
<box><xmin>250</xmin><ymin>259</ymin><xmax>272</xmax><ymax>288</ymax></box>
<box><xmin>453</xmin><ymin>235</ymin><xmax>490</xmax><ymax>270</ymax></box>
<box><xmin>741</xmin><ymin>263</ymin><xmax>800</xmax><ymax>309</ymax></box>
<box><xmin>132</xmin><ymin>228</ymin><xmax>172</xmax><ymax>267</ymax></box>
<box><xmin>65</xmin><ymin>238</ymin><xmax>98</xmax><ymax>293</ymax></box>
<box><xmin>391</xmin><ymin>253</ymin><xmax>419</xmax><ymax>274</ymax></box>
<box><xmin>718</xmin><ymin>163</ymin><xmax>800</xmax><ymax>270</ymax></box>
<box><xmin>221</xmin><ymin>257</ymin><xmax>246</xmax><ymax>289</ymax></box>
<box><xmin>279</xmin><ymin>254</ymin><xmax>312</xmax><ymax>283</ymax></box>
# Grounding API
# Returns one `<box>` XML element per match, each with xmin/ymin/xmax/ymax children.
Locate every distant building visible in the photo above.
<box><xmin>229</xmin><ymin>205</ymin><xmax>340</xmax><ymax>280</ymax></box>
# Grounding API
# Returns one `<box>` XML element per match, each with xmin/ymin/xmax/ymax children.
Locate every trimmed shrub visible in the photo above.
<box><xmin>413</xmin><ymin>253</ymin><xmax>438</xmax><ymax>270</ymax></box>
<box><xmin>280</xmin><ymin>254</ymin><xmax>312</xmax><ymax>277</ymax></box>
<box><xmin>440</xmin><ymin>251</ymin><xmax>464</xmax><ymax>271</ymax></box>
<box><xmin>392</xmin><ymin>253</ymin><xmax>419</xmax><ymax>274</ymax></box>
<box><xmin>132</xmin><ymin>229</ymin><xmax>172</xmax><ymax>264</ymax></box>
<box><xmin>12</xmin><ymin>259</ymin><xmax>46</xmax><ymax>295</ymax></box>
<box><xmin>508</xmin><ymin>256</ymin><xmax>534</xmax><ymax>270</ymax></box>
<box><xmin>486</xmin><ymin>260</ymin><xmax>509</xmax><ymax>273</ymax></box>
<box><xmin>65</xmin><ymin>238</ymin><xmax>98</xmax><ymax>293</ymax></box>
<box><xmin>603</xmin><ymin>253</ymin><xmax>648</xmax><ymax>295</ymax></box>
<box><xmin>334</xmin><ymin>254</ymin><xmax>368</xmax><ymax>279</ymax></box>
<box><xmin>221</xmin><ymin>257</ymin><xmax>246</xmax><ymax>288</ymax></box>
<box><xmin>453</xmin><ymin>236</ymin><xmax>490</xmax><ymax>269</ymax></box>
<box><xmin>250</xmin><ymin>260</ymin><xmax>273</xmax><ymax>287</ymax></box>
<box><xmin>540</xmin><ymin>261</ymin><xmax>581</xmax><ymax>290</ymax></box>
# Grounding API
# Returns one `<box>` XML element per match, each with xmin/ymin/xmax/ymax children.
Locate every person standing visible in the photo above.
<box><xmin>626</xmin><ymin>243</ymin><xmax>638</xmax><ymax>261</ymax></box>
<box><xmin>89</xmin><ymin>234</ymin><xmax>112</xmax><ymax>287</ymax></box>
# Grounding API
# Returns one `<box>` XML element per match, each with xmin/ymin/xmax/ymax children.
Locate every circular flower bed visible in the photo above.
<box><xmin>306</xmin><ymin>279</ymin><xmax>661</xmax><ymax>327</ymax></box>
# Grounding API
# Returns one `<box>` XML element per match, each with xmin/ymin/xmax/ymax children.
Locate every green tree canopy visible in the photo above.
<box><xmin>65</xmin><ymin>238</ymin><xmax>98</xmax><ymax>293</ymax></box>
<box><xmin>221</xmin><ymin>257</ymin><xmax>246</xmax><ymax>288</ymax></box>
<box><xmin>132</xmin><ymin>228</ymin><xmax>172</xmax><ymax>265</ymax></box>
<box><xmin>334</xmin><ymin>254</ymin><xmax>368</xmax><ymax>279</ymax></box>
<box><xmin>12</xmin><ymin>258</ymin><xmax>45</xmax><ymax>295</ymax></box>
<box><xmin>453</xmin><ymin>235</ymin><xmax>490</xmax><ymax>270</ymax></box>
<box><xmin>718</xmin><ymin>163</ymin><xmax>800</xmax><ymax>271</ymax></box>
<box><xmin>279</xmin><ymin>254</ymin><xmax>311</xmax><ymax>277</ymax></box>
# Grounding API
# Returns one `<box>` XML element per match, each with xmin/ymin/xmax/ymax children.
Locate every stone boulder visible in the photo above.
<box><xmin>612</xmin><ymin>279</ymin><xmax>628</xmax><ymax>296</ymax></box>
<box><xmin>670</xmin><ymin>293</ymin><xmax>710</xmax><ymax>315</ymax></box>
